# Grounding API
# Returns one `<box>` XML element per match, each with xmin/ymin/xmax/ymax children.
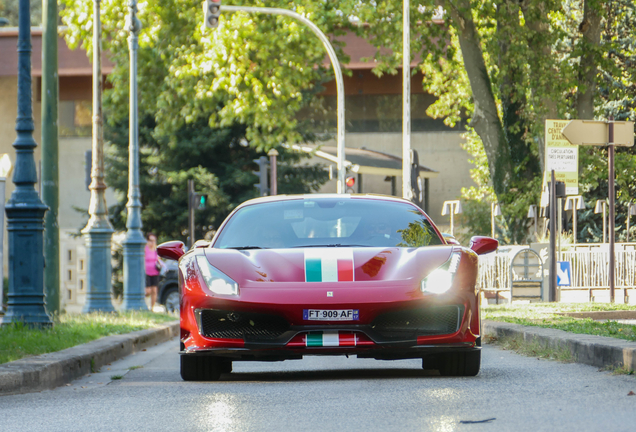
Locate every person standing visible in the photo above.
<box><xmin>145</xmin><ymin>233</ymin><xmax>162</xmax><ymax>311</ymax></box>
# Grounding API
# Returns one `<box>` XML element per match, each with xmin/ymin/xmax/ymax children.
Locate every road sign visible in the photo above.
<box><xmin>557</xmin><ymin>261</ymin><xmax>571</xmax><ymax>286</ymax></box>
<box><xmin>542</xmin><ymin>120</ymin><xmax>578</xmax><ymax>202</ymax></box>
<box><xmin>561</xmin><ymin>120</ymin><xmax>634</xmax><ymax>147</ymax></box>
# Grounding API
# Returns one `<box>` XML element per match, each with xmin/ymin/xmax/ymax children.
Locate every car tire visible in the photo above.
<box><xmin>423</xmin><ymin>350</ymin><xmax>481</xmax><ymax>377</ymax></box>
<box><xmin>180</xmin><ymin>355</ymin><xmax>222</xmax><ymax>381</ymax></box>
<box><xmin>219</xmin><ymin>359</ymin><xmax>233</xmax><ymax>374</ymax></box>
<box><xmin>162</xmin><ymin>287</ymin><xmax>179</xmax><ymax>313</ymax></box>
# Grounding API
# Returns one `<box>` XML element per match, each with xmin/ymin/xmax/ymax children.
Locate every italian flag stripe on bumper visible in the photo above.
<box><xmin>305</xmin><ymin>332</ymin><xmax>357</xmax><ymax>347</ymax></box>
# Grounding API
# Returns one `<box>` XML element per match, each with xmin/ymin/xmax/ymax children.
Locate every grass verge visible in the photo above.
<box><xmin>483</xmin><ymin>303</ymin><xmax>636</xmax><ymax>342</ymax></box>
<box><xmin>0</xmin><ymin>311</ymin><xmax>176</xmax><ymax>365</ymax></box>
<box><xmin>484</xmin><ymin>334</ymin><xmax>575</xmax><ymax>363</ymax></box>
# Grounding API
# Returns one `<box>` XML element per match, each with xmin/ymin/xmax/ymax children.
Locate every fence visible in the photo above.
<box><xmin>477</xmin><ymin>243</ymin><xmax>636</xmax><ymax>303</ymax></box>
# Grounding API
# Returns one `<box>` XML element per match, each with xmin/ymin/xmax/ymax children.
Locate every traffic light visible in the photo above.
<box><xmin>345</xmin><ymin>176</ymin><xmax>356</xmax><ymax>194</ymax></box>
<box><xmin>253</xmin><ymin>156</ymin><xmax>269</xmax><ymax>196</ymax></box>
<box><xmin>198</xmin><ymin>194</ymin><xmax>207</xmax><ymax>209</ymax></box>
<box><xmin>203</xmin><ymin>0</ymin><xmax>222</xmax><ymax>28</ymax></box>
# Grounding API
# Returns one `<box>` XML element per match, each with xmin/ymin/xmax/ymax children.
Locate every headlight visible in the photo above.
<box><xmin>195</xmin><ymin>255</ymin><xmax>239</xmax><ymax>296</ymax></box>
<box><xmin>421</xmin><ymin>251</ymin><xmax>461</xmax><ymax>294</ymax></box>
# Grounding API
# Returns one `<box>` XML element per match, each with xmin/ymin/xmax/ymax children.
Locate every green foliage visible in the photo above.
<box><xmin>57</xmin><ymin>0</ymin><xmax>636</xmax><ymax>246</ymax></box>
<box><xmin>59</xmin><ymin>0</ymin><xmax>330</xmax><ymax>244</ymax></box>
<box><xmin>397</xmin><ymin>220</ymin><xmax>435</xmax><ymax>247</ymax></box>
<box><xmin>0</xmin><ymin>0</ymin><xmax>42</xmax><ymax>26</ymax></box>
<box><xmin>351</xmin><ymin>1</ymin><xmax>636</xmax><ymax>244</ymax></box>
<box><xmin>60</xmin><ymin>0</ymin><xmax>351</xmax><ymax>151</ymax></box>
<box><xmin>104</xmin><ymin>115</ymin><xmax>328</xmax><ymax>244</ymax></box>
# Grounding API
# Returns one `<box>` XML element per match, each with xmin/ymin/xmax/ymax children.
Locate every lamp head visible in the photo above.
<box><xmin>594</xmin><ymin>199</ymin><xmax>606</xmax><ymax>214</ymax></box>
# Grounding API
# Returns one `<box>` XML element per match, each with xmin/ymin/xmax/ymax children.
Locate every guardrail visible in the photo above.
<box><xmin>477</xmin><ymin>243</ymin><xmax>636</xmax><ymax>303</ymax></box>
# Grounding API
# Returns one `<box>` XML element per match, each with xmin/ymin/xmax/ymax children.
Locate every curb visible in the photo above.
<box><xmin>0</xmin><ymin>320</ymin><xmax>179</xmax><ymax>396</ymax></box>
<box><xmin>483</xmin><ymin>320</ymin><xmax>636</xmax><ymax>371</ymax></box>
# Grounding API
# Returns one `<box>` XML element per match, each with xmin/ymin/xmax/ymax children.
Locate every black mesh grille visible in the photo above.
<box><xmin>371</xmin><ymin>305</ymin><xmax>463</xmax><ymax>338</ymax></box>
<box><xmin>199</xmin><ymin>309</ymin><xmax>290</xmax><ymax>340</ymax></box>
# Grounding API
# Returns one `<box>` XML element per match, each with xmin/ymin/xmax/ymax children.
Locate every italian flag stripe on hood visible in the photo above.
<box><xmin>305</xmin><ymin>248</ymin><xmax>354</xmax><ymax>282</ymax></box>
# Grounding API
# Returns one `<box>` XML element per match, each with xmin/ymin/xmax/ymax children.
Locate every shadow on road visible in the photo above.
<box><xmin>217</xmin><ymin>368</ymin><xmax>443</xmax><ymax>382</ymax></box>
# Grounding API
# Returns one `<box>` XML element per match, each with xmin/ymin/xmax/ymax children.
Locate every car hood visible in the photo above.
<box><xmin>203</xmin><ymin>246</ymin><xmax>454</xmax><ymax>285</ymax></box>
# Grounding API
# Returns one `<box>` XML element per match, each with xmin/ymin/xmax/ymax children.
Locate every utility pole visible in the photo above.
<box><xmin>2</xmin><ymin>0</ymin><xmax>52</xmax><ymax>327</ymax></box>
<box><xmin>41</xmin><ymin>0</ymin><xmax>60</xmax><ymax>315</ymax></box>
<box><xmin>121</xmin><ymin>0</ymin><xmax>147</xmax><ymax>310</ymax></box>
<box><xmin>402</xmin><ymin>0</ymin><xmax>412</xmax><ymax>200</ymax></box>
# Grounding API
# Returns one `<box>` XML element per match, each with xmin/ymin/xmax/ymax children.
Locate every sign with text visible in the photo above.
<box><xmin>561</xmin><ymin>120</ymin><xmax>634</xmax><ymax>147</ymax></box>
<box><xmin>541</xmin><ymin>120</ymin><xmax>579</xmax><ymax>206</ymax></box>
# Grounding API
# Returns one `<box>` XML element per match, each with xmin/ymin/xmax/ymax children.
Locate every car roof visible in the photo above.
<box><xmin>235</xmin><ymin>193</ymin><xmax>415</xmax><ymax>210</ymax></box>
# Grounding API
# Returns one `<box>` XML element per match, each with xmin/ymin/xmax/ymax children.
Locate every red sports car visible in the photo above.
<box><xmin>157</xmin><ymin>194</ymin><xmax>498</xmax><ymax>380</ymax></box>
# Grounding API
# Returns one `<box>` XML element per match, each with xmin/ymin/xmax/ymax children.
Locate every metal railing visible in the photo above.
<box><xmin>477</xmin><ymin>243</ymin><xmax>636</xmax><ymax>302</ymax></box>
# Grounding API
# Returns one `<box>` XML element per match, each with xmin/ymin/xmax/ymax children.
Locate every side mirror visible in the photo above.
<box><xmin>157</xmin><ymin>241</ymin><xmax>186</xmax><ymax>261</ymax></box>
<box><xmin>469</xmin><ymin>236</ymin><xmax>498</xmax><ymax>255</ymax></box>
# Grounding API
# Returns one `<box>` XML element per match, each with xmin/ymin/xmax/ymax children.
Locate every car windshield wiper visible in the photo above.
<box><xmin>226</xmin><ymin>246</ymin><xmax>266</xmax><ymax>250</ymax></box>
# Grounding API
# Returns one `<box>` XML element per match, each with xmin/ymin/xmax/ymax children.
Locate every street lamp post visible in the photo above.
<box><xmin>594</xmin><ymin>199</ymin><xmax>607</xmax><ymax>243</ymax></box>
<box><xmin>441</xmin><ymin>200</ymin><xmax>462</xmax><ymax>236</ymax></box>
<box><xmin>564</xmin><ymin>195</ymin><xmax>585</xmax><ymax>244</ymax></box>
<box><xmin>219</xmin><ymin>5</ymin><xmax>346</xmax><ymax>193</ymax></box>
<box><xmin>81</xmin><ymin>0</ymin><xmax>116</xmax><ymax>313</ymax></box>
<box><xmin>121</xmin><ymin>0</ymin><xmax>147</xmax><ymax>311</ymax></box>
<box><xmin>491</xmin><ymin>202</ymin><xmax>501</xmax><ymax>239</ymax></box>
<box><xmin>2</xmin><ymin>0</ymin><xmax>52</xmax><ymax>326</ymax></box>
<box><xmin>268</xmin><ymin>149</ymin><xmax>278</xmax><ymax>196</ymax></box>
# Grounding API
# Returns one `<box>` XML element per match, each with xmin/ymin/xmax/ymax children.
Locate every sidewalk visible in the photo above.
<box><xmin>0</xmin><ymin>320</ymin><xmax>179</xmax><ymax>396</ymax></box>
<box><xmin>483</xmin><ymin>320</ymin><xmax>636</xmax><ymax>372</ymax></box>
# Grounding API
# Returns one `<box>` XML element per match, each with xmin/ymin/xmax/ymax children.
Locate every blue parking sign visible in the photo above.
<box><xmin>557</xmin><ymin>261</ymin><xmax>571</xmax><ymax>286</ymax></box>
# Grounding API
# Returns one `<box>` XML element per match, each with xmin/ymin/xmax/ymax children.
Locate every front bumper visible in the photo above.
<box><xmin>182</xmin><ymin>300</ymin><xmax>479</xmax><ymax>361</ymax></box>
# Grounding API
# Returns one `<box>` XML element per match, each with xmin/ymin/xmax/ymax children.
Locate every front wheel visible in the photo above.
<box><xmin>423</xmin><ymin>350</ymin><xmax>481</xmax><ymax>377</ymax></box>
<box><xmin>181</xmin><ymin>355</ymin><xmax>224</xmax><ymax>381</ymax></box>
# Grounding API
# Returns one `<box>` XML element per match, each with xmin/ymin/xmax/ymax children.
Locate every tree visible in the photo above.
<box><xmin>352</xmin><ymin>1</ymin><xmax>636</xmax><ymax>243</ymax></box>
<box><xmin>0</xmin><ymin>0</ymin><xmax>42</xmax><ymax>26</ymax></box>
<box><xmin>60</xmin><ymin>0</ymin><xmax>332</xmax><ymax>241</ymax></box>
<box><xmin>60</xmin><ymin>0</ymin><xmax>350</xmax><ymax>151</ymax></box>
<box><xmin>60</xmin><ymin>0</ymin><xmax>636</xmax><ymax>244</ymax></box>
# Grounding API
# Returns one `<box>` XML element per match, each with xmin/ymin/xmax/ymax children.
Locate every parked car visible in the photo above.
<box><xmin>158</xmin><ymin>260</ymin><xmax>179</xmax><ymax>313</ymax></box>
<box><xmin>157</xmin><ymin>194</ymin><xmax>498</xmax><ymax>381</ymax></box>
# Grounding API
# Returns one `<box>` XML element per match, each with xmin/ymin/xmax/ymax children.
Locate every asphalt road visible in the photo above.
<box><xmin>1</xmin><ymin>339</ymin><xmax>635</xmax><ymax>432</ymax></box>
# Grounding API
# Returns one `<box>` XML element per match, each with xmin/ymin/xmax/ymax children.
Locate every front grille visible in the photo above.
<box><xmin>371</xmin><ymin>305</ymin><xmax>463</xmax><ymax>338</ymax></box>
<box><xmin>199</xmin><ymin>309</ymin><xmax>290</xmax><ymax>340</ymax></box>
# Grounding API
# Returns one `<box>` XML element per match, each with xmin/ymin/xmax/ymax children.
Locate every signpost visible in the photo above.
<box><xmin>561</xmin><ymin>119</ymin><xmax>635</xmax><ymax>303</ymax></box>
<box><xmin>542</xmin><ymin>120</ymin><xmax>579</xmax><ymax>203</ymax></box>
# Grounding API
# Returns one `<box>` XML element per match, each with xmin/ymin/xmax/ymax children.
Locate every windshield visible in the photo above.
<box><xmin>214</xmin><ymin>198</ymin><xmax>443</xmax><ymax>249</ymax></box>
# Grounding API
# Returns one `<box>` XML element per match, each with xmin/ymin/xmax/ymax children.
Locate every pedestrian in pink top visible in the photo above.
<box><xmin>145</xmin><ymin>233</ymin><xmax>162</xmax><ymax>311</ymax></box>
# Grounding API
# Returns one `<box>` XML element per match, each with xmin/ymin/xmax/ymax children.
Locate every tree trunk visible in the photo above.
<box><xmin>521</xmin><ymin>0</ymin><xmax>559</xmax><ymax>172</ymax></box>
<box><xmin>446</xmin><ymin>0</ymin><xmax>513</xmax><ymax>197</ymax></box>
<box><xmin>576</xmin><ymin>0</ymin><xmax>602</xmax><ymax>119</ymax></box>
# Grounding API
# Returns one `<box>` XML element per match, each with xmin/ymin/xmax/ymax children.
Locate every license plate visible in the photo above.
<box><xmin>303</xmin><ymin>309</ymin><xmax>359</xmax><ymax>321</ymax></box>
